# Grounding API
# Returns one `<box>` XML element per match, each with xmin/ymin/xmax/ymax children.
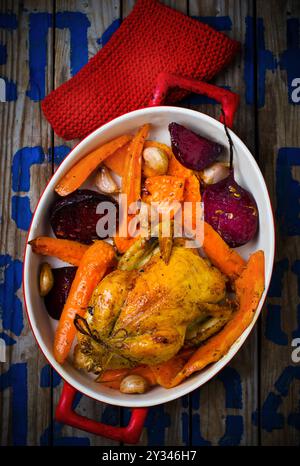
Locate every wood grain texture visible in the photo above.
<box><xmin>52</xmin><ymin>0</ymin><xmax>121</xmax><ymax>446</ymax></box>
<box><xmin>0</xmin><ymin>0</ymin><xmax>54</xmax><ymax>446</ymax></box>
<box><xmin>256</xmin><ymin>0</ymin><xmax>300</xmax><ymax>446</ymax></box>
<box><xmin>188</xmin><ymin>0</ymin><xmax>258</xmax><ymax>446</ymax></box>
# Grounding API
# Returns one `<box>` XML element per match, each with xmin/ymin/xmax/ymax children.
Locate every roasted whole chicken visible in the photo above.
<box><xmin>74</xmin><ymin>243</ymin><xmax>234</xmax><ymax>375</ymax></box>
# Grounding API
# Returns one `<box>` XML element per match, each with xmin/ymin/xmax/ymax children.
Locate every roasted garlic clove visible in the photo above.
<box><xmin>142</xmin><ymin>146</ymin><xmax>169</xmax><ymax>177</ymax></box>
<box><xmin>95</xmin><ymin>166</ymin><xmax>119</xmax><ymax>194</ymax></box>
<box><xmin>201</xmin><ymin>162</ymin><xmax>230</xmax><ymax>185</ymax></box>
<box><xmin>119</xmin><ymin>374</ymin><xmax>149</xmax><ymax>394</ymax></box>
<box><xmin>39</xmin><ymin>262</ymin><xmax>54</xmax><ymax>297</ymax></box>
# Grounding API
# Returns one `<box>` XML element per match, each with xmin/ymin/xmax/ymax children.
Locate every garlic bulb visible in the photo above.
<box><xmin>119</xmin><ymin>374</ymin><xmax>149</xmax><ymax>394</ymax></box>
<box><xmin>201</xmin><ymin>162</ymin><xmax>230</xmax><ymax>185</ymax></box>
<box><xmin>95</xmin><ymin>166</ymin><xmax>119</xmax><ymax>194</ymax></box>
<box><xmin>142</xmin><ymin>147</ymin><xmax>169</xmax><ymax>177</ymax></box>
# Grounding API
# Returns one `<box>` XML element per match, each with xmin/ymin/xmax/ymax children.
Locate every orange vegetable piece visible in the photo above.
<box><xmin>183</xmin><ymin>174</ymin><xmax>202</xmax><ymax>230</ymax></box>
<box><xmin>202</xmin><ymin>222</ymin><xmax>246</xmax><ymax>280</ymax></box>
<box><xmin>122</xmin><ymin>124</ymin><xmax>150</xmax><ymax>206</ymax></box>
<box><xmin>98</xmin><ymin>365</ymin><xmax>157</xmax><ymax>390</ymax></box>
<box><xmin>54</xmin><ymin>240</ymin><xmax>116</xmax><ymax>364</ymax></box>
<box><xmin>29</xmin><ymin>236</ymin><xmax>89</xmax><ymax>266</ymax></box>
<box><xmin>55</xmin><ymin>135</ymin><xmax>131</xmax><ymax>196</ymax></box>
<box><xmin>142</xmin><ymin>175</ymin><xmax>185</xmax><ymax>204</ymax></box>
<box><xmin>104</xmin><ymin>141</ymin><xmax>131</xmax><ymax>177</ymax></box>
<box><xmin>167</xmin><ymin>153</ymin><xmax>192</xmax><ymax>178</ymax></box>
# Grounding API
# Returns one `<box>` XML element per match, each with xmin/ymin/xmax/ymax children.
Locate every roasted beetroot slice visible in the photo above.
<box><xmin>44</xmin><ymin>266</ymin><xmax>77</xmax><ymax>320</ymax></box>
<box><xmin>203</xmin><ymin>173</ymin><xmax>258</xmax><ymax>248</ymax></box>
<box><xmin>169</xmin><ymin>122</ymin><xmax>223</xmax><ymax>170</ymax></box>
<box><xmin>50</xmin><ymin>189</ymin><xmax>118</xmax><ymax>244</ymax></box>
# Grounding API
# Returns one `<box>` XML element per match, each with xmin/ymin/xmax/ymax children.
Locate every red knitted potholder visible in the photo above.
<box><xmin>42</xmin><ymin>0</ymin><xmax>240</xmax><ymax>140</ymax></box>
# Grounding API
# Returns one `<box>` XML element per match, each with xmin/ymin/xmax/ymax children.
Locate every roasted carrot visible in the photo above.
<box><xmin>160</xmin><ymin>250</ymin><xmax>265</xmax><ymax>388</ymax></box>
<box><xmin>203</xmin><ymin>222</ymin><xmax>246</xmax><ymax>280</ymax></box>
<box><xmin>183</xmin><ymin>174</ymin><xmax>201</xmax><ymax>230</ymax></box>
<box><xmin>55</xmin><ymin>135</ymin><xmax>131</xmax><ymax>196</ymax></box>
<box><xmin>29</xmin><ymin>236</ymin><xmax>89</xmax><ymax>266</ymax></box>
<box><xmin>104</xmin><ymin>141</ymin><xmax>131</xmax><ymax>177</ymax></box>
<box><xmin>54</xmin><ymin>240</ymin><xmax>116</xmax><ymax>364</ymax></box>
<box><xmin>97</xmin><ymin>365</ymin><xmax>157</xmax><ymax>389</ymax></box>
<box><xmin>167</xmin><ymin>152</ymin><xmax>192</xmax><ymax>178</ymax></box>
<box><xmin>114</xmin><ymin>234</ymin><xmax>137</xmax><ymax>254</ymax></box>
<box><xmin>122</xmin><ymin>124</ymin><xmax>150</xmax><ymax>206</ymax></box>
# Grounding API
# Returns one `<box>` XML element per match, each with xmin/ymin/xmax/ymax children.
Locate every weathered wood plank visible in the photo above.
<box><xmin>256</xmin><ymin>0</ymin><xmax>300</xmax><ymax>446</ymax></box>
<box><xmin>0</xmin><ymin>0</ymin><xmax>54</xmax><ymax>446</ymax></box>
<box><xmin>188</xmin><ymin>0</ymin><xmax>258</xmax><ymax>446</ymax></box>
<box><xmin>52</xmin><ymin>0</ymin><xmax>121</xmax><ymax>446</ymax></box>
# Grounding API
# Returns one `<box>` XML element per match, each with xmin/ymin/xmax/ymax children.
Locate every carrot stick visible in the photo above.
<box><xmin>203</xmin><ymin>222</ymin><xmax>246</xmax><ymax>280</ymax></box>
<box><xmin>55</xmin><ymin>135</ymin><xmax>131</xmax><ymax>196</ymax></box>
<box><xmin>104</xmin><ymin>140</ymin><xmax>170</xmax><ymax>178</ymax></box>
<box><xmin>104</xmin><ymin>141</ymin><xmax>131</xmax><ymax>176</ymax></box>
<box><xmin>98</xmin><ymin>365</ymin><xmax>157</xmax><ymax>389</ymax></box>
<box><xmin>122</xmin><ymin>124</ymin><xmax>150</xmax><ymax>206</ymax></box>
<box><xmin>54</xmin><ymin>240</ymin><xmax>116</xmax><ymax>364</ymax></box>
<box><xmin>183</xmin><ymin>174</ymin><xmax>201</xmax><ymax>230</ymax></box>
<box><xmin>29</xmin><ymin>236</ymin><xmax>89</xmax><ymax>266</ymax></box>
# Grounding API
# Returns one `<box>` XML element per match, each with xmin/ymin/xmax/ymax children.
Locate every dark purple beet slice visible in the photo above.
<box><xmin>203</xmin><ymin>173</ymin><xmax>258</xmax><ymax>248</ymax></box>
<box><xmin>50</xmin><ymin>189</ymin><xmax>118</xmax><ymax>244</ymax></box>
<box><xmin>44</xmin><ymin>267</ymin><xmax>77</xmax><ymax>320</ymax></box>
<box><xmin>169</xmin><ymin>122</ymin><xmax>223</xmax><ymax>170</ymax></box>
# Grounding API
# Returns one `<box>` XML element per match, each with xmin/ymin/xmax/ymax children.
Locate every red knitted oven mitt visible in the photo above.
<box><xmin>42</xmin><ymin>0</ymin><xmax>240</xmax><ymax>140</ymax></box>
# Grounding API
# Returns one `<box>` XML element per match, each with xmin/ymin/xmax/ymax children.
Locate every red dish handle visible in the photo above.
<box><xmin>55</xmin><ymin>382</ymin><xmax>148</xmax><ymax>444</ymax></box>
<box><xmin>149</xmin><ymin>72</ymin><xmax>240</xmax><ymax>129</ymax></box>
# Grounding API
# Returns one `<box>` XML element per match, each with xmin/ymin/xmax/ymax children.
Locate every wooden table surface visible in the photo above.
<box><xmin>1</xmin><ymin>0</ymin><xmax>300</xmax><ymax>446</ymax></box>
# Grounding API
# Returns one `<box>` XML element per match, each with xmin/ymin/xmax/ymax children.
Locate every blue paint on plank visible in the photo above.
<box><xmin>0</xmin><ymin>332</ymin><xmax>16</xmax><ymax>345</ymax></box>
<box><xmin>11</xmin><ymin>195</ymin><xmax>32</xmax><ymax>231</ymax></box>
<box><xmin>244</xmin><ymin>16</ymin><xmax>277</xmax><ymax>107</ymax></box>
<box><xmin>191</xmin><ymin>413</ymin><xmax>211</xmax><ymax>446</ymax></box>
<box><xmin>12</xmin><ymin>146</ymin><xmax>45</xmax><ymax>192</ymax></box>
<box><xmin>0</xmin><ymin>13</ymin><xmax>18</xmax><ymax>28</ymax></box>
<box><xmin>252</xmin><ymin>392</ymin><xmax>284</xmax><ymax>432</ymax></box>
<box><xmin>217</xmin><ymin>366</ymin><xmax>243</xmax><ymax>409</ymax></box>
<box><xmin>276</xmin><ymin>148</ymin><xmax>300</xmax><ymax>235</ymax></box>
<box><xmin>181</xmin><ymin>412</ymin><xmax>189</xmax><ymax>446</ymax></box>
<box><xmin>0</xmin><ymin>363</ymin><xmax>28</xmax><ymax>445</ymax></box>
<box><xmin>292</xmin><ymin>304</ymin><xmax>300</xmax><ymax>339</ymax></box>
<box><xmin>56</xmin><ymin>12</ymin><xmax>90</xmax><ymax>76</ymax></box>
<box><xmin>192</xmin><ymin>16</ymin><xmax>232</xmax><ymax>31</ymax></box>
<box><xmin>2</xmin><ymin>78</ymin><xmax>17</xmax><ymax>101</ymax></box>
<box><xmin>0</xmin><ymin>254</ymin><xmax>23</xmax><ymax>336</ymax></box>
<box><xmin>268</xmin><ymin>258</ymin><xmax>289</xmax><ymax>297</ymax></box>
<box><xmin>26</xmin><ymin>13</ymin><xmax>52</xmax><ymax>101</ymax></box>
<box><xmin>51</xmin><ymin>145</ymin><xmax>71</xmax><ymax>166</ymax></box>
<box><xmin>218</xmin><ymin>415</ymin><xmax>243</xmax><ymax>446</ymax></box>
<box><xmin>244</xmin><ymin>16</ymin><xmax>255</xmax><ymax>105</ymax></box>
<box><xmin>0</xmin><ymin>14</ymin><xmax>18</xmax><ymax>99</ymax></box>
<box><xmin>97</xmin><ymin>18</ymin><xmax>121</xmax><ymax>46</ymax></box>
<box><xmin>101</xmin><ymin>405</ymin><xmax>119</xmax><ymax>426</ymax></box>
<box><xmin>280</xmin><ymin>18</ymin><xmax>300</xmax><ymax>104</ymax></box>
<box><xmin>265</xmin><ymin>304</ymin><xmax>288</xmax><ymax>346</ymax></box>
<box><xmin>40</xmin><ymin>364</ymin><xmax>61</xmax><ymax>388</ymax></box>
<box><xmin>288</xmin><ymin>411</ymin><xmax>300</xmax><ymax>430</ymax></box>
<box><xmin>275</xmin><ymin>366</ymin><xmax>300</xmax><ymax>397</ymax></box>
<box><xmin>124</xmin><ymin>406</ymin><xmax>169</xmax><ymax>446</ymax></box>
